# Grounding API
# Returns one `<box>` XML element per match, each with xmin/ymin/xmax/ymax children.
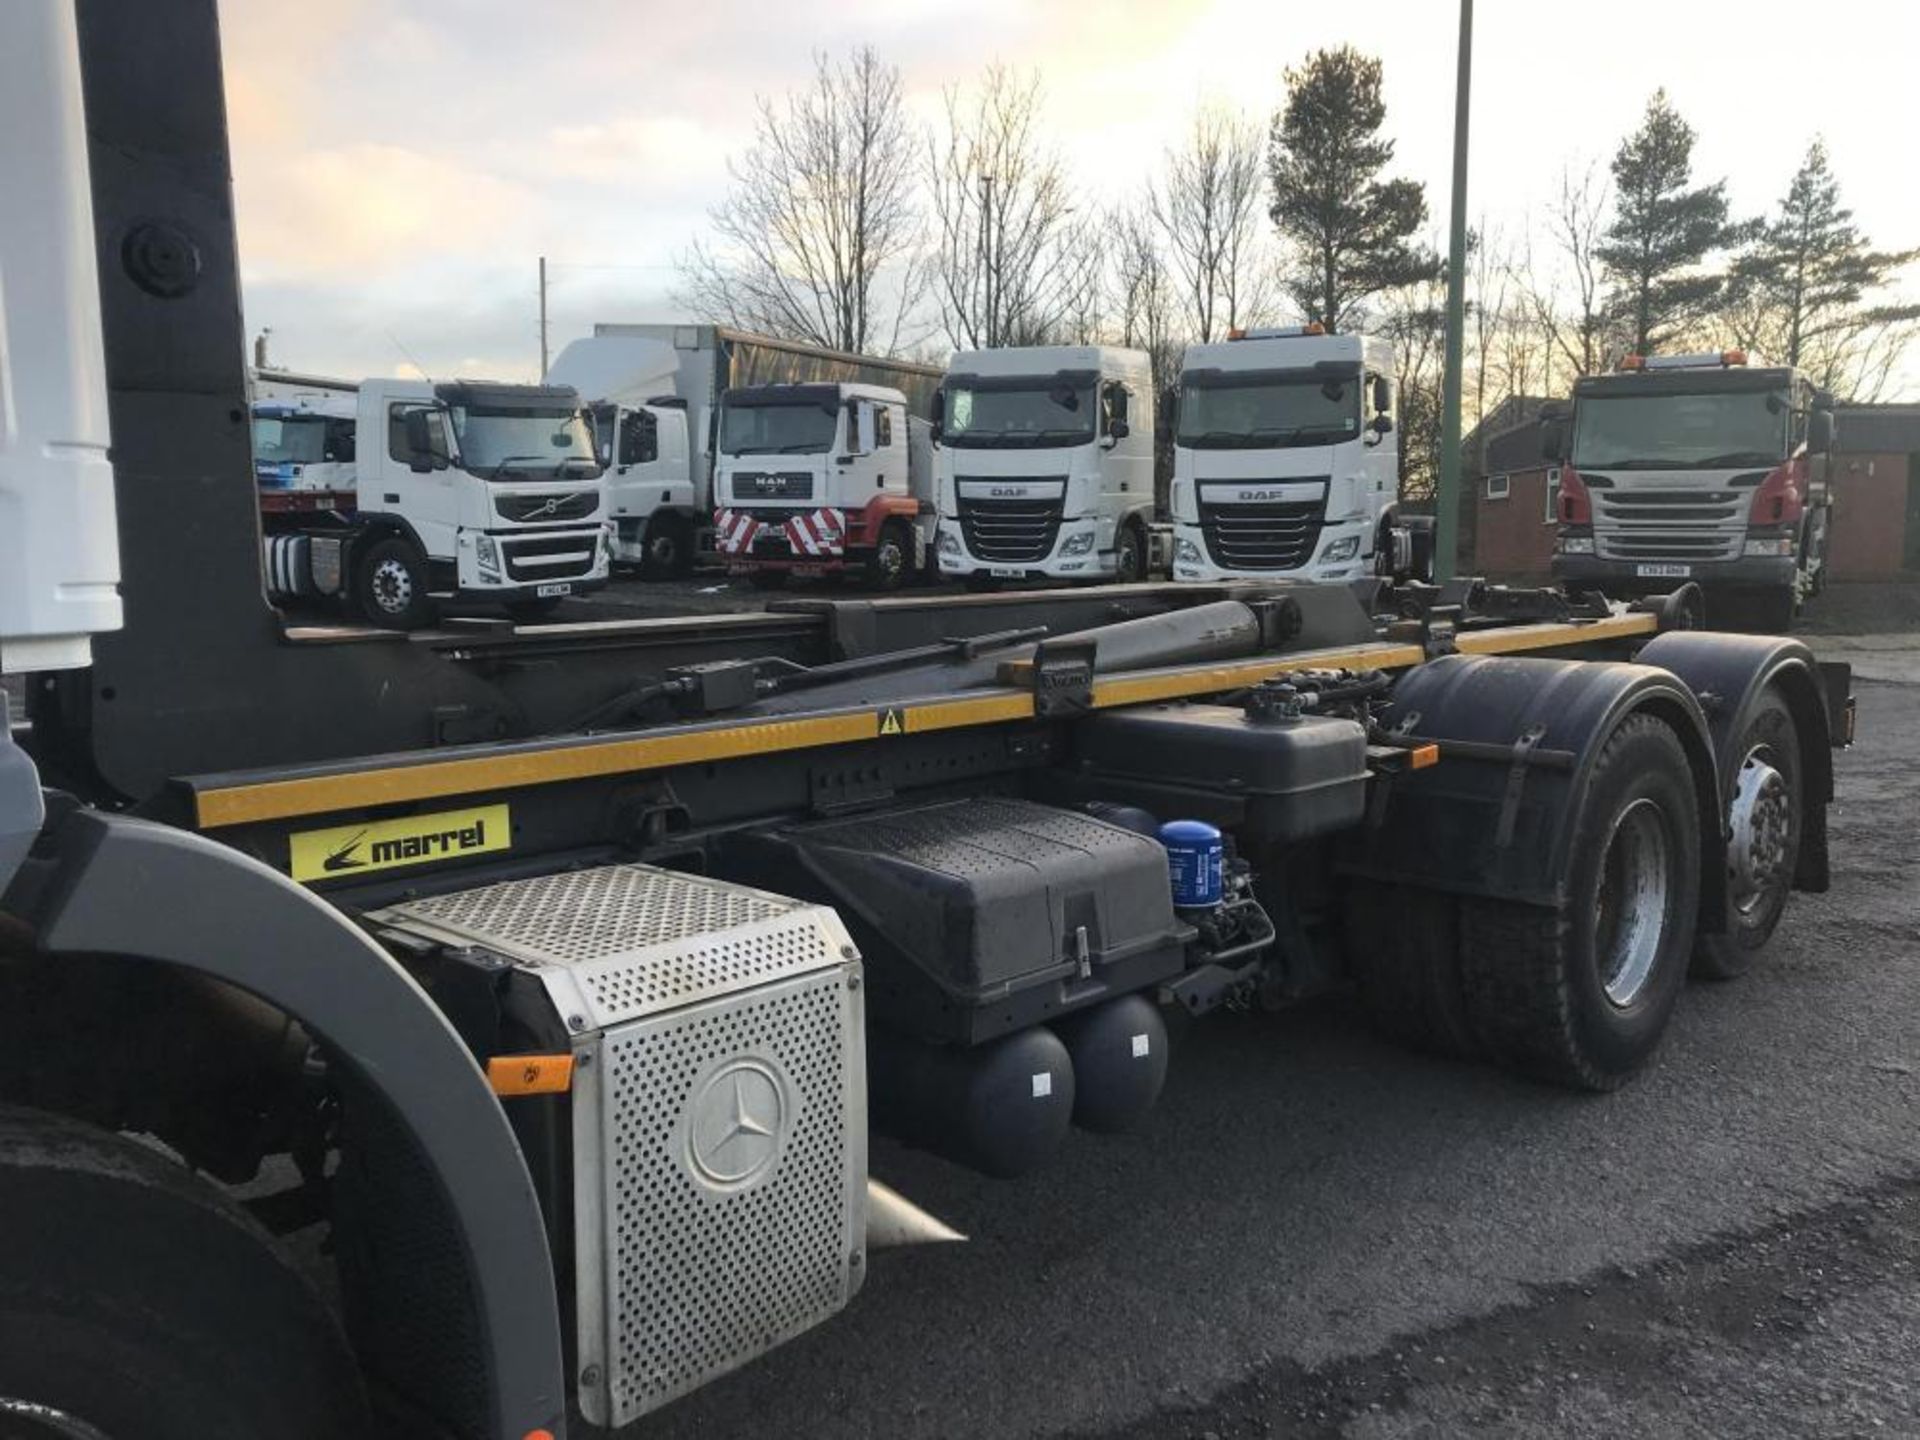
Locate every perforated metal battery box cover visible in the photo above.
<box><xmin>368</xmin><ymin>864</ymin><xmax>866</xmax><ymax>1428</ymax></box>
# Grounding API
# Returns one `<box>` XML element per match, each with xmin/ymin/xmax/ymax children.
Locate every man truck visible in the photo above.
<box><xmin>1166</xmin><ymin>325</ymin><xmax>1429</xmax><ymax>585</ymax></box>
<box><xmin>1546</xmin><ymin>350</ymin><xmax>1837</xmax><ymax>631</ymax></box>
<box><xmin>0</xmin><ymin>4</ymin><xmax>1854</xmax><ymax>1438</ymax></box>
<box><xmin>711</xmin><ymin>380</ymin><xmax>936</xmax><ymax>588</ymax></box>
<box><xmin>546</xmin><ymin>326</ymin><xmax>942</xmax><ymax>578</ymax></box>
<box><xmin>254</xmin><ymin>379</ymin><xmax>613</xmax><ymax>627</ymax></box>
<box><xmin>932</xmin><ymin>345</ymin><xmax>1159</xmax><ymax>586</ymax></box>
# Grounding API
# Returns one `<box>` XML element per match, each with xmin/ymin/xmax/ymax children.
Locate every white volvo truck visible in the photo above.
<box><xmin>711</xmin><ymin>381</ymin><xmax>935</xmax><ymax>589</ymax></box>
<box><xmin>932</xmin><ymin>345</ymin><xmax>1158</xmax><ymax>586</ymax></box>
<box><xmin>1167</xmin><ymin>326</ymin><xmax>1425</xmax><ymax>584</ymax></box>
<box><xmin>255</xmin><ymin>378</ymin><xmax>613</xmax><ymax>627</ymax></box>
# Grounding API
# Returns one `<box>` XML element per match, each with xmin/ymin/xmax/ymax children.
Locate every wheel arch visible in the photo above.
<box><xmin>15</xmin><ymin>810</ymin><xmax>567</xmax><ymax>1440</ymax></box>
<box><xmin>1635</xmin><ymin>630</ymin><xmax>1835</xmax><ymax>892</ymax></box>
<box><xmin>1344</xmin><ymin>654</ymin><xmax>1725</xmax><ymax>920</ymax></box>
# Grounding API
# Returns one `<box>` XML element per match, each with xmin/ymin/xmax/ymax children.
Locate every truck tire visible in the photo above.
<box><xmin>1345</xmin><ymin>884</ymin><xmax>1478</xmax><ymax>1060</ymax></box>
<box><xmin>641</xmin><ymin>513</ymin><xmax>695</xmax><ymax>579</ymax></box>
<box><xmin>1458</xmin><ymin>712</ymin><xmax>1702</xmax><ymax>1090</ymax></box>
<box><xmin>0</xmin><ymin>1108</ymin><xmax>368</xmax><ymax>1440</ymax></box>
<box><xmin>1114</xmin><ymin>523</ymin><xmax>1146</xmax><ymax>584</ymax></box>
<box><xmin>1693</xmin><ymin>690</ymin><xmax>1802</xmax><ymax>981</ymax></box>
<box><xmin>866</xmin><ymin>519</ymin><xmax>915</xmax><ymax>591</ymax></box>
<box><xmin>351</xmin><ymin>535</ymin><xmax>433</xmax><ymax>629</ymax></box>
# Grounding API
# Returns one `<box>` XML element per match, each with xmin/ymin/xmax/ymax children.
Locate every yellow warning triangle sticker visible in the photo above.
<box><xmin>878</xmin><ymin>708</ymin><xmax>904</xmax><ymax>736</ymax></box>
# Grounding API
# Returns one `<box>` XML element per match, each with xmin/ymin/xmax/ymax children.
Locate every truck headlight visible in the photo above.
<box><xmin>1174</xmin><ymin>537</ymin><xmax>1202</xmax><ymax>566</ymax></box>
<box><xmin>1319</xmin><ymin>534</ymin><xmax>1361</xmax><ymax>563</ymax></box>
<box><xmin>476</xmin><ymin>534</ymin><xmax>501</xmax><ymax>577</ymax></box>
<box><xmin>937</xmin><ymin>528</ymin><xmax>960</xmax><ymax>556</ymax></box>
<box><xmin>1558</xmin><ymin>536</ymin><xmax>1595</xmax><ymax>555</ymax></box>
<box><xmin>1744</xmin><ymin>536</ymin><xmax>1796</xmax><ymax>557</ymax></box>
<box><xmin>1061</xmin><ymin>531</ymin><xmax>1096</xmax><ymax>556</ymax></box>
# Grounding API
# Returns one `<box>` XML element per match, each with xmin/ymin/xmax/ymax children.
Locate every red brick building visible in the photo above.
<box><xmin>1470</xmin><ymin>402</ymin><xmax>1920</xmax><ymax>583</ymax></box>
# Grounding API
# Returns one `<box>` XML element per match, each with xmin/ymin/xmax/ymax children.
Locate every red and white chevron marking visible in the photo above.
<box><xmin>713</xmin><ymin>508</ymin><xmax>765</xmax><ymax>555</ymax></box>
<box><xmin>784</xmin><ymin>507</ymin><xmax>847</xmax><ymax>557</ymax></box>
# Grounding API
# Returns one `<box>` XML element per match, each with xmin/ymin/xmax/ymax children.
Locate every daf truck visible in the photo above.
<box><xmin>711</xmin><ymin>381</ymin><xmax>935</xmax><ymax>587</ymax></box>
<box><xmin>932</xmin><ymin>345</ymin><xmax>1158</xmax><ymax>586</ymax></box>
<box><xmin>1546</xmin><ymin>351</ymin><xmax>1836</xmax><ymax>631</ymax></box>
<box><xmin>1166</xmin><ymin>326</ymin><xmax>1428</xmax><ymax>584</ymax></box>
<box><xmin>547</xmin><ymin>326</ymin><xmax>942</xmax><ymax>578</ymax></box>
<box><xmin>0</xmin><ymin>5</ymin><xmax>1856</xmax><ymax>1439</ymax></box>
<box><xmin>254</xmin><ymin>379</ymin><xmax>613</xmax><ymax>627</ymax></box>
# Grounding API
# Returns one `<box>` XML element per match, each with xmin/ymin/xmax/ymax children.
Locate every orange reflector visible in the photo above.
<box><xmin>1409</xmin><ymin>743</ymin><xmax>1441</xmax><ymax>770</ymax></box>
<box><xmin>523</xmin><ymin>1432</ymin><xmax>556</xmax><ymax>1440</ymax></box>
<box><xmin>488</xmin><ymin>1054</ymin><xmax>574</xmax><ymax>1097</ymax></box>
<box><xmin>1302</xmin><ymin>321</ymin><xmax>1326</xmax><ymax>335</ymax></box>
<box><xmin>1620</xmin><ymin>354</ymin><xmax>1646</xmax><ymax>370</ymax></box>
<box><xmin>1226</xmin><ymin>326</ymin><xmax>1247</xmax><ymax>340</ymax></box>
<box><xmin>1721</xmin><ymin>348</ymin><xmax>1747</xmax><ymax>366</ymax></box>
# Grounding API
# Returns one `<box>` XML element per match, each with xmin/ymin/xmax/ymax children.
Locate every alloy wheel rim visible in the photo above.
<box><xmin>1595</xmin><ymin>797</ymin><xmax>1672</xmax><ymax>1007</ymax></box>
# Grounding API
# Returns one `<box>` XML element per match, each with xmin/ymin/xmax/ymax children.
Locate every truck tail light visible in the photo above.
<box><xmin>1748</xmin><ymin>462</ymin><xmax>1805</xmax><ymax>527</ymax></box>
<box><xmin>1557</xmin><ymin>468</ymin><xmax>1592</xmax><ymax>526</ymax></box>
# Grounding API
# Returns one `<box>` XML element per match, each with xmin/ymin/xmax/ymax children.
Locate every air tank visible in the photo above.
<box><xmin>1053</xmin><ymin>993</ymin><xmax>1169</xmax><ymax>1133</ymax></box>
<box><xmin>867</xmin><ymin>1025</ymin><xmax>1075</xmax><ymax>1179</ymax></box>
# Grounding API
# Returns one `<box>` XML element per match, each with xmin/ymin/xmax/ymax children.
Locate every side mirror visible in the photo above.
<box><xmin>929</xmin><ymin>387</ymin><xmax>945</xmax><ymax>446</ymax></box>
<box><xmin>1371</xmin><ymin>375</ymin><xmax>1391</xmax><ymax>415</ymax></box>
<box><xmin>1809</xmin><ymin>409</ymin><xmax>1834</xmax><ymax>453</ymax></box>
<box><xmin>1538</xmin><ymin>404</ymin><xmax>1568</xmax><ymax>463</ymax></box>
<box><xmin>403</xmin><ymin>409</ymin><xmax>438</xmax><ymax>473</ymax></box>
<box><xmin>1370</xmin><ymin>413</ymin><xmax>1394</xmax><ymax>437</ymax></box>
<box><xmin>1155</xmin><ymin>386</ymin><xmax>1177</xmax><ymax>444</ymax></box>
<box><xmin>1108</xmin><ymin>417</ymin><xmax>1130</xmax><ymax>441</ymax></box>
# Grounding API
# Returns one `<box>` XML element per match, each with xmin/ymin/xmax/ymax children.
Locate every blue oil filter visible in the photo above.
<box><xmin>1158</xmin><ymin>818</ymin><xmax>1224</xmax><ymax>909</ymax></box>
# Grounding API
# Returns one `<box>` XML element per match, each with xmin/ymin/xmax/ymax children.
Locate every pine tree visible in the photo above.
<box><xmin>1728</xmin><ymin>139</ymin><xmax>1920</xmax><ymax>368</ymax></box>
<box><xmin>1267</xmin><ymin>47</ymin><xmax>1435</xmax><ymax>332</ymax></box>
<box><xmin>1596</xmin><ymin>91</ymin><xmax>1731</xmax><ymax>354</ymax></box>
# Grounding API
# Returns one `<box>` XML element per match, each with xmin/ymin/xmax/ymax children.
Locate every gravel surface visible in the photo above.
<box><xmin>627</xmin><ymin>676</ymin><xmax>1920</xmax><ymax>1440</ymax></box>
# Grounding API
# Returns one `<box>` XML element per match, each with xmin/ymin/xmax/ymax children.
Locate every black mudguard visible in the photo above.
<box><xmin>1345</xmin><ymin>654</ymin><xmax>1724</xmax><ymax>917</ymax></box>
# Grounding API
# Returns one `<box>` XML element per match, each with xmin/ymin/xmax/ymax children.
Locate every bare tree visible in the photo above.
<box><xmin>1110</xmin><ymin>204</ymin><xmax>1182</xmax><ymax>389</ymax></box>
<box><xmin>926</xmin><ymin>66</ymin><xmax>1095</xmax><ymax>350</ymax></box>
<box><xmin>675</xmin><ymin>48</ymin><xmax>924</xmax><ymax>355</ymax></box>
<box><xmin>1524</xmin><ymin>162</ymin><xmax>1616</xmax><ymax>379</ymax></box>
<box><xmin>1152</xmin><ymin>107</ymin><xmax>1272</xmax><ymax>342</ymax></box>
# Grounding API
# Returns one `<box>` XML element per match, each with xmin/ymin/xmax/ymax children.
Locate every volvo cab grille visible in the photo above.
<box><xmin>368</xmin><ymin>865</ymin><xmax>866</xmax><ymax>1428</ymax></box>
<box><xmin>955</xmin><ymin>477</ymin><xmax>1066</xmax><ymax>563</ymax></box>
<box><xmin>495</xmin><ymin>490</ymin><xmax>599</xmax><ymax>524</ymax></box>
<box><xmin>1589</xmin><ymin>472</ymin><xmax>1757</xmax><ymax>563</ymax></box>
<box><xmin>502</xmin><ymin>531</ymin><xmax>600</xmax><ymax>582</ymax></box>
<box><xmin>1197</xmin><ymin>479</ymin><xmax>1327</xmax><ymax>571</ymax></box>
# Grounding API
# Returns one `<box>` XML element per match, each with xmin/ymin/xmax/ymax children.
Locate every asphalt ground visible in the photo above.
<box><xmin>616</xmin><ymin>637</ymin><xmax>1920</xmax><ymax>1439</ymax></box>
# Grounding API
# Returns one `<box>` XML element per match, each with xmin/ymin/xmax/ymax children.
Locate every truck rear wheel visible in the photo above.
<box><xmin>1458</xmin><ymin>713</ymin><xmax>1702</xmax><ymax>1090</ymax></box>
<box><xmin>351</xmin><ymin>535</ymin><xmax>433</xmax><ymax>629</ymax></box>
<box><xmin>0</xmin><ymin>1108</ymin><xmax>368</xmax><ymax>1440</ymax></box>
<box><xmin>1693</xmin><ymin>690</ymin><xmax>1802</xmax><ymax>981</ymax></box>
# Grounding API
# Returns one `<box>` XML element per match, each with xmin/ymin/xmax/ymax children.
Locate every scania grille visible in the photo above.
<box><xmin>1198</xmin><ymin>499</ymin><xmax>1324</xmax><ymax>571</ymax></box>
<box><xmin>957</xmin><ymin>496</ymin><xmax>1062</xmax><ymax>564</ymax></box>
<box><xmin>1591</xmin><ymin>481</ymin><xmax>1752</xmax><ymax>563</ymax></box>
<box><xmin>496</xmin><ymin>491</ymin><xmax>598</xmax><ymax>523</ymax></box>
<box><xmin>503</xmin><ymin>531</ymin><xmax>599</xmax><ymax>582</ymax></box>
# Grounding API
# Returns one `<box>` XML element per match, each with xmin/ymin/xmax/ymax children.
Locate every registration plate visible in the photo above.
<box><xmin>991</xmin><ymin>567</ymin><xmax>1026</xmax><ymax>579</ymax></box>
<box><xmin>1635</xmin><ymin>563</ymin><xmax>1692</xmax><ymax>579</ymax></box>
<box><xmin>536</xmin><ymin>582</ymin><xmax>573</xmax><ymax>598</ymax></box>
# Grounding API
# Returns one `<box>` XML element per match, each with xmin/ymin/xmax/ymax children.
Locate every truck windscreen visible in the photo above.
<box><xmin>1571</xmin><ymin>391</ymin><xmax>1787</xmax><ymax>470</ymax></box>
<box><xmin>252</xmin><ymin>415</ymin><xmax>333</xmax><ymax>464</ymax></box>
<box><xmin>449</xmin><ymin>405</ymin><xmax>600</xmax><ymax>479</ymax></box>
<box><xmin>721</xmin><ymin>400</ymin><xmax>839</xmax><ymax>456</ymax></box>
<box><xmin>1177</xmin><ymin>370</ymin><xmax>1360</xmax><ymax>449</ymax></box>
<box><xmin>942</xmin><ymin>380</ymin><xmax>1095</xmax><ymax>448</ymax></box>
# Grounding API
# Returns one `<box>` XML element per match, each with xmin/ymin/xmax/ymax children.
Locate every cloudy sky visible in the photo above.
<box><xmin>221</xmin><ymin>0</ymin><xmax>1920</xmax><ymax>387</ymax></box>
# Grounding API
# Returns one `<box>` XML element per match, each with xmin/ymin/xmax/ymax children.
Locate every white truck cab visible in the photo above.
<box><xmin>257</xmin><ymin>378</ymin><xmax>613</xmax><ymax>626</ymax></box>
<box><xmin>712</xmin><ymin>381</ymin><xmax>933</xmax><ymax>589</ymax></box>
<box><xmin>932</xmin><ymin>346</ymin><xmax>1156</xmax><ymax>586</ymax></box>
<box><xmin>1168</xmin><ymin>327</ymin><xmax>1409</xmax><ymax>584</ymax></box>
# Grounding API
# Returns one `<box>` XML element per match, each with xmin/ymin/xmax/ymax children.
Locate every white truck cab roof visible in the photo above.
<box><xmin>946</xmin><ymin>345</ymin><xmax>1151</xmax><ymax>386</ymax></box>
<box><xmin>1181</xmin><ymin>329</ymin><xmax>1391</xmax><ymax>376</ymax></box>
